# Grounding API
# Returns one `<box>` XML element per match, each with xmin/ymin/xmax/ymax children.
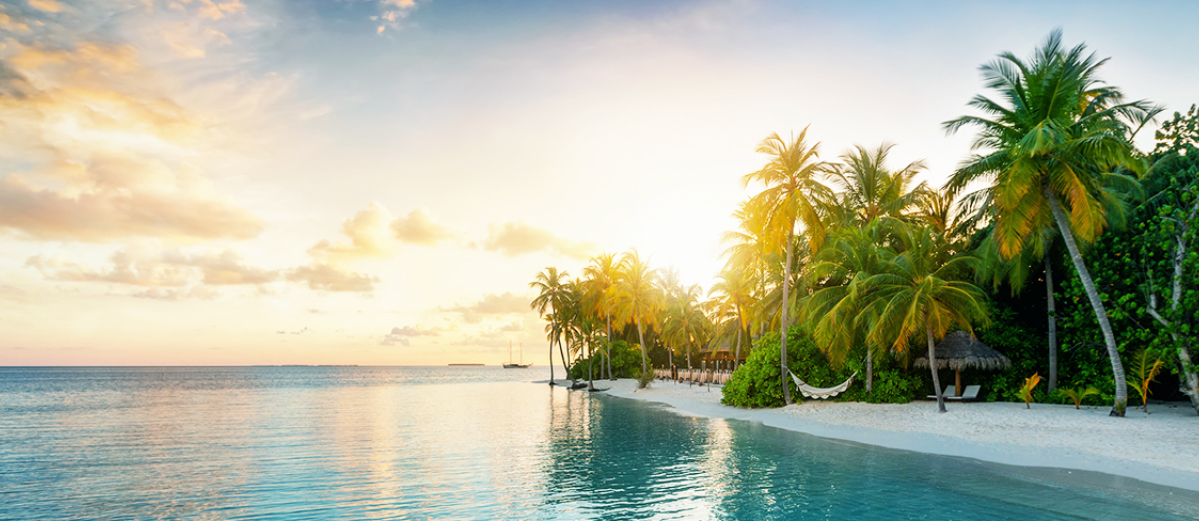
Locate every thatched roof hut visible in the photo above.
<box><xmin>913</xmin><ymin>330</ymin><xmax>1011</xmax><ymax>371</ymax></box>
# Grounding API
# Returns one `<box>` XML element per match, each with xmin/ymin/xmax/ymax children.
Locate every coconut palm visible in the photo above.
<box><xmin>530</xmin><ymin>267</ymin><xmax>572</xmax><ymax>384</ymax></box>
<box><xmin>582</xmin><ymin>252</ymin><xmax>620</xmax><ymax>380</ymax></box>
<box><xmin>860</xmin><ymin>224</ymin><xmax>990</xmax><ymax>413</ymax></box>
<box><xmin>610</xmin><ymin>249</ymin><xmax>662</xmax><ymax>382</ymax></box>
<box><xmin>825</xmin><ymin>143</ymin><xmax>928</xmax><ymax>228</ymax></box>
<box><xmin>663</xmin><ymin>282</ymin><xmax>710</xmax><ymax>371</ymax></box>
<box><xmin>709</xmin><ymin>266</ymin><xmax>756</xmax><ymax>363</ymax></box>
<box><xmin>944</xmin><ymin>30</ymin><xmax>1160</xmax><ymax>415</ymax></box>
<box><xmin>801</xmin><ymin>224</ymin><xmax>890</xmax><ymax>392</ymax></box>
<box><xmin>743</xmin><ymin>127</ymin><xmax>833</xmax><ymax>404</ymax></box>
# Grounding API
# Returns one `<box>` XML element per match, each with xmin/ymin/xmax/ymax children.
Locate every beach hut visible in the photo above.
<box><xmin>913</xmin><ymin>330</ymin><xmax>1011</xmax><ymax>399</ymax></box>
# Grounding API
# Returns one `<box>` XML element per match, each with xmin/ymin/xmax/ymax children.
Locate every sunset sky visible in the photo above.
<box><xmin>2</xmin><ymin>0</ymin><xmax>1197</xmax><ymax>366</ymax></box>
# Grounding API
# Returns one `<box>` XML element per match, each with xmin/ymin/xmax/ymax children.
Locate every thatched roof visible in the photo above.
<box><xmin>912</xmin><ymin>330</ymin><xmax>1011</xmax><ymax>371</ymax></box>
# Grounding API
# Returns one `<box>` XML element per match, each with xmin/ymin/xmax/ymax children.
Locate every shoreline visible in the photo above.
<box><xmin>596</xmin><ymin>378</ymin><xmax>1199</xmax><ymax>493</ymax></box>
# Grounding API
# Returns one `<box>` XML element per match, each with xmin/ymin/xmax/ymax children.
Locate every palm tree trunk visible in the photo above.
<box><xmin>605</xmin><ymin>311</ymin><xmax>614</xmax><ymax>380</ymax></box>
<box><xmin>548</xmin><ymin>318</ymin><xmax>557</xmax><ymax>385</ymax></box>
<box><xmin>1045</xmin><ymin>185</ymin><xmax>1127</xmax><ymax>416</ymax></box>
<box><xmin>636</xmin><ymin>315</ymin><xmax>649</xmax><ymax>385</ymax></box>
<box><xmin>927</xmin><ymin>326</ymin><xmax>946</xmax><ymax>413</ymax></box>
<box><xmin>557</xmin><ymin>329</ymin><xmax>571</xmax><ymax>383</ymax></box>
<box><xmin>587</xmin><ymin>334</ymin><xmax>594</xmax><ymax>390</ymax></box>
<box><xmin>780</xmin><ymin>230</ymin><xmax>794</xmax><ymax>405</ymax></box>
<box><xmin>866</xmin><ymin>348</ymin><xmax>873</xmax><ymax>394</ymax></box>
<box><xmin>1045</xmin><ymin>254</ymin><xmax>1058</xmax><ymax>394</ymax></box>
<box><xmin>734</xmin><ymin>325</ymin><xmax>742</xmax><ymax>365</ymax></box>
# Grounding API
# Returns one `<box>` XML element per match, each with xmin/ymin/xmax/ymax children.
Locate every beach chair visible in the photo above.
<box><xmin>928</xmin><ymin>385</ymin><xmax>981</xmax><ymax>401</ymax></box>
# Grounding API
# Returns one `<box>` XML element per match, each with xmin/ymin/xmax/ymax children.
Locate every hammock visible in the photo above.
<box><xmin>788</xmin><ymin>370</ymin><xmax>858</xmax><ymax>400</ymax></box>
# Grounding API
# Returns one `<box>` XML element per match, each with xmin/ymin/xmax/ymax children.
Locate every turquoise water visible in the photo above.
<box><xmin>1</xmin><ymin>367</ymin><xmax>1196</xmax><ymax>520</ymax></box>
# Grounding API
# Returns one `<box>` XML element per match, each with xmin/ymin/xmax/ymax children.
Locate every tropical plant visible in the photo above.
<box><xmin>583</xmin><ymin>252</ymin><xmax>621</xmax><ymax>380</ymax></box>
<box><xmin>742</xmin><ymin>127</ymin><xmax>833</xmax><ymax>404</ymax></box>
<box><xmin>530</xmin><ymin>267</ymin><xmax>572</xmax><ymax>384</ymax></box>
<box><xmin>709</xmin><ymin>266</ymin><xmax>756</xmax><ymax>362</ymax></box>
<box><xmin>859</xmin><ymin>224</ymin><xmax>990</xmax><ymax>413</ymax></box>
<box><xmin>1055</xmin><ymin>386</ymin><xmax>1100</xmax><ymax>409</ymax></box>
<box><xmin>1018</xmin><ymin>372</ymin><xmax>1043</xmax><ymax>408</ymax></box>
<box><xmin>944</xmin><ymin>30</ymin><xmax>1161</xmax><ymax>416</ymax></box>
<box><xmin>610</xmin><ymin>249</ymin><xmax>662</xmax><ymax>385</ymax></box>
<box><xmin>1126</xmin><ymin>348</ymin><xmax>1166</xmax><ymax>412</ymax></box>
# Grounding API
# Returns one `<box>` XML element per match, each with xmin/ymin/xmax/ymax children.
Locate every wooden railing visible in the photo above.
<box><xmin>654</xmin><ymin>362</ymin><xmax>740</xmax><ymax>386</ymax></box>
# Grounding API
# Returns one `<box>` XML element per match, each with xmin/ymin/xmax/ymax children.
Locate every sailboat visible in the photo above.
<box><xmin>503</xmin><ymin>340</ymin><xmax>531</xmax><ymax>368</ymax></box>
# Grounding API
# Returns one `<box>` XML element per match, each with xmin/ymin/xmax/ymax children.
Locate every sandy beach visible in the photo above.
<box><xmin>596</xmin><ymin>378</ymin><xmax>1199</xmax><ymax>492</ymax></box>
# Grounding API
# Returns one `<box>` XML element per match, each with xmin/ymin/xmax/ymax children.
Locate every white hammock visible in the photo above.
<box><xmin>788</xmin><ymin>370</ymin><xmax>858</xmax><ymax>400</ymax></box>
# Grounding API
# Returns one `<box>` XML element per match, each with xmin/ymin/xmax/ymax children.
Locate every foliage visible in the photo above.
<box><xmin>636</xmin><ymin>366</ymin><xmax>656</xmax><ymax>389</ymax></box>
<box><xmin>1055</xmin><ymin>386</ymin><xmax>1101</xmax><ymax>409</ymax></box>
<box><xmin>1126</xmin><ymin>348</ymin><xmax>1166</xmax><ymax>411</ymax></box>
<box><xmin>1018</xmin><ymin>373</ymin><xmax>1042</xmax><ymax>409</ymax></box>
<box><xmin>721</xmin><ymin>332</ymin><xmax>800</xmax><ymax>408</ymax></box>
<box><xmin>568</xmin><ymin>340</ymin><xmax>641</xmax><ymax>380</ymax></box>
<box><xmin>721</xmin><ymin>326</ymin><xmax>926</xmax><ymax>408</ymax></box>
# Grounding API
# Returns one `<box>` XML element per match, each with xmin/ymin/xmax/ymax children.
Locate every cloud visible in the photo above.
<box><xmin>133</xmin><ymin>286</ymin><xmax>220</xmax><ymax>301</ymax></box>
<box><xmin>286</xmin><ymin>263</ymin><xmax>379</xmax><ymax>293</ymax></box>
<box><xmin>27</xmin><ymin>248</ymin><xmax>280</xmax><ymax>287</ymax></box>
<box><xmin>0</xmin><ymin>13</ymin><xmax>30</xmax><ymax>32</ymax></box>
<box><xmin>0</xmin><ymin>42</ymin><xmax>264</xmax><ymax>242</ymax></box>
<box><xmin>308</xmin><ymin>202</ymin><xmax>398</xmax><ymax>262</ymax></box>
<box><xmin>381</xmin><ymin>325</ymin><xmax>440</xmax><ymax>346</ymax></box>
<box><xmin>391</xmin><ymin>208</ymin><xmax>453</xmax><ymax>245</ymax></box>
<box><xmin>481</xmin><ymin>221</ymin><xmax>598</xmax><ymax>259</ymax></box>
<box><xmin>27</xmin><ymin>0</ymin><xmax>63</xmax><ymax>13</ymax></box>
<box><xmin>162</xmin><ymin>24</ymin><xmax>232</xmax><ymax>58</ymax></box>
<box><xmin>374</xmin><ymin>0</ymin><xmax>422</xmax><ymax>33</ymax></box>
<box><xmin>442</xmin><ymin>292</ymin><xmax>533</xmax><ymax>323</ymax></box>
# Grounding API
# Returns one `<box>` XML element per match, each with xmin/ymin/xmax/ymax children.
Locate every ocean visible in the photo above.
<box><xmin>1</xmin><ymin>366</ymin><xmax>1195</xmax><ymax>520</ymax></box>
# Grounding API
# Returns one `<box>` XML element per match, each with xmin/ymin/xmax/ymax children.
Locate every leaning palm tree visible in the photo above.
<box><xmin>944</xmin><ymin>30</ymin><xmax>1161</xmax><ymax>416</ymax></box>
<box><xmin>582</xmin><ymin>252</ymin><xmax>620</xmax><ymax>380</ymax></box>
<box><xmin>610</xmin><ymin>249</ymin><xmax>662</xmax><ymax>382</ymax></box>
<box><xmin>530</xmin><ymin>267</ymin><xmax>571</xmax><ymax>384</ymax></box>
<box><xmin>743</xmin><ymin>127</ymin><xmax>833</xmax><ymax>404</ymax></box>
<box><xmin>861</xmin><ymin>224</ymin><xmax>990</xmax><ymax>413</ymax></box>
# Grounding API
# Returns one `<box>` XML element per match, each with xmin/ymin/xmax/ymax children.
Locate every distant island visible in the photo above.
<box><xmin>448</xmin><ymin>363</ymin><xmax>485</xmax><ymax>366</ymax></box>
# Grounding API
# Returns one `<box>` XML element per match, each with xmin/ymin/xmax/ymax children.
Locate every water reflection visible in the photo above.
<box><xmin>0</xmin><ymin>367</ymin><xmax>1196</xmax><ymax>521</ymax></box>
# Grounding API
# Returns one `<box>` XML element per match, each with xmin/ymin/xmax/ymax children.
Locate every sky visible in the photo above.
<box><xmin>2</xmin><ymin>0</ymin><xmax>1197</xmax><ymax>366</ymax></box>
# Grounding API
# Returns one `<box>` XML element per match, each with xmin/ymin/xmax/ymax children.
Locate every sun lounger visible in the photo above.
<box><xmin>928</xmin><ymin>385</ymin><xmax>981</xmax><ymax>401</ymax></box>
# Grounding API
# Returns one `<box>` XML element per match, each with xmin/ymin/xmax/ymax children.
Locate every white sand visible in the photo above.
<box><xmin>600</xmin><ymin>378</ymin><xmax>1199</xmax><ymax>492</ymax></box>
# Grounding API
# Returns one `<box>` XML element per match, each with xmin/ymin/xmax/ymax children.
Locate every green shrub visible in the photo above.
<box><xmin>722</xmin><ymin>326</ymin><xmax>927</xmax><ymax>407</ymax></box>
<box><xmin>568</xmin><ymin>340</ymin><xmax>641</xmax><ymax>379</ymax></box>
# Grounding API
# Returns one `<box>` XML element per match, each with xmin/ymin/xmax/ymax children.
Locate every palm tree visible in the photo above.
<box><xmin>861</xmin><ymin>224</ymin><xmax>990</xmax><ymax>413</ymax></box>
<box><xmin>530</xmin><ymin>267</ymin><xmax>571</xmax><ymax>384</ymax></box>
<box><xmin>801</xmin><ymin>223</ymin><xmax>890</xmax><ymax>392</ymax></box>
<box><xmin>743</xmin><ymin>127</ymin><xmax>833</xmax><ymax>404</ymax></box>
<box><xmin>818</xmin><ymin>144</ymin><xmax>929</xmax><ymax>391</ymax></box>
<box><xmin>944</xmin><ymin>30</ymin><xmax>1160</xmax><ymax>416</ymax></box>
<box><xmin>709</xmin><ymin>266</ymin><xmax>756</xmax><ymax>363</ymax></box>
<box><xmin>610</xmin><ymin>249</ymin><xmax>662</xmax><ymax>382</ymax></box>
<box><xmin>825</xmin><ymin>143</ymin><xmax>928</xmax><ymax>228</ymax></box>
<box><xmin>663</xmin><ymin>282</ymin><xmax>709</xmax><ymax>371</ymax></box>
<box><xmin>583</xmin><ymin>252</ymin><xmax>620</xmax><ymax>380</ymax></box>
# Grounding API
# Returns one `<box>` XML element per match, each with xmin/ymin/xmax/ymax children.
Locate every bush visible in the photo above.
<box><xmin>568</xmin><ymin>340</ymin><xmax>642</xmax><ymax>380</ymax></box>
<box><xmin>722</xmin><ymin>325</ymin><xmax>927</xmax><ymax>408</ymax></box>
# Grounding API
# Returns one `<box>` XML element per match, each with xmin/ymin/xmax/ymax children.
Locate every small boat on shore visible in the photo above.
<box><xmin>503</xmin><ymin>341</ymin><xmax>532</xmax><ymax>369</ymax></box>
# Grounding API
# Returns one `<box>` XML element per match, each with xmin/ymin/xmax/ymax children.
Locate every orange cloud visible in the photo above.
<box><xmin>381</xmin><ymin>325</ymin><xmax>441</xmax><ymax>346</ymax></box>
<box><xmin>0</xmin><ymin>42</ymin><xmax>264</xmax><ymax>242</ymax></box>
<box><xmin>308</xmin><ymin>202</ymin><xmax>398</xmax><ymax>262</ymax></box>
<box><xmin>27</xmin><ymin>0</ymin><xmax>63</xmax><ymax>13</ymax></box>
<box><xmin>442</xmin><ymin>291</ymin><xmax>534</xmax><ymax>323</ymax></box>
<box><xmin>26</xmin><ymin>248</ymin><xmax>279</xmax><ymax>288</ymax></box>
<box><xmin>0</xmin><ymin>13</ymin><xmax>30</xmax><ymax>32</ymax></box>
<box><xmin>391</xmin><ymin>208</ymin><xmax>453</xmax><ymax>245</ymax></box>
<box><xmin>287</xmin><ymin>263</ymin><xmax>379</xmax><ymax>293</ymax></box>
<box><xmin>481</xmin><ymin>221</ymin><xmax>597</xmax><ymax>259</ymax></box>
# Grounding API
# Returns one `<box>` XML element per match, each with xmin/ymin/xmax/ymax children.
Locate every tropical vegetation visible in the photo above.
<box><xmin>528</xmin><ymin>31</ymin><xmax>1199</xmax><ymax>418</ymax></box>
